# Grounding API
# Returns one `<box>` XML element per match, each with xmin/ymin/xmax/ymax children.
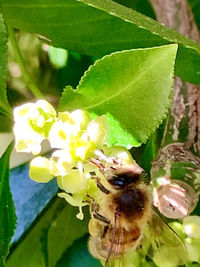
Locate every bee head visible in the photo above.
<box><xmin>108</xmin><ymin>174</ymin><xmax>136</xmax><ymax>189</ymax></box>
<box><xmin>107</xmin><ymin>164</ymin><xmax>143</xmax><ymax>190</ymax></box>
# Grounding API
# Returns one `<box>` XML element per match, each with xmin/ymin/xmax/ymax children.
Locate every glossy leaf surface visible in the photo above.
<box><xmin>59</xmin><ymin>45</ymin><xmax>177</xmax><ymax>147</ymax></box>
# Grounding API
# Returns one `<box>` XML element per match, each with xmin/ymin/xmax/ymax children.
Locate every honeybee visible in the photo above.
<box><xmin>88</xmin><ymin>154</ymin><xmax>187</xmax><ymax>266</ymax></box>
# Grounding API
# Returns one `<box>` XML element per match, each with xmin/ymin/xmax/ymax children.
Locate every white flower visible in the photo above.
<box><xmin>70</xmin><ymin>109</ymin><xmax>91</xmax><ymax>130</ymax></box>
<box><xmin>13</xmin><ymin>100</ymin><xmax>56</xmax><ymax>155</ymax></box>
<box><xmin>48</xmin><ymin>120</ymin><xmax>80</xmax><ymax>149</ymax></box>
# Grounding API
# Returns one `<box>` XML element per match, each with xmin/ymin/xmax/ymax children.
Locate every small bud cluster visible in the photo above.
<box><xmin>169</xmin><ymin>216</ymin><xmax>200</xmax><ymax>264</ymax></box>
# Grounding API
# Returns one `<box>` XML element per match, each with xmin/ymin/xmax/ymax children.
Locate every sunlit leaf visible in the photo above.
<box><xmin>59</xmin><ymin>45</ymin><xmax>177</xmax><ymax>147</ymax></box>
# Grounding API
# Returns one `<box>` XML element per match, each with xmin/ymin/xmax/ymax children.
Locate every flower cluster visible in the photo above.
<box><xmin>13</xmin><ymin>99</ymin><xmax>113</xmax><ymax>219</ymax></box>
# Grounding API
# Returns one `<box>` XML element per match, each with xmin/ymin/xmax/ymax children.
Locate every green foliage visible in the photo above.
<box><xmin>187</xmin><ymin>0</ymin><xmax>200</xmax><ymax>32</ymax></box>
<box><xmin>59</xmin><ymin>45</ymin><xmax>177</xmax><ymax>147</ymax></box>
<box><xmin>1</xmin><ymin>0</ymin><xmax>200</xmax><ymax>83</ymax></box>
<box><xmin>139</xmin><ymin>133</ymin><xmax>158</xmax><ymax>174</ymax></box>
<box><xmin>113</xmin><ymin>0</ymin><xmax>156</xmax><ymax>19</ymax></box>
<box><xmin>55</xmin><ymin>235</ymin><xmax>101</xmax><ymax>267</ymax></box>
<box><xmin>7</xmin><ymin>198</ymin><xmax>89</xmax><ymax>267</ymax></box>
<box><xmin>0</xmin><ymin>142</ymin><xmax>16</xmax><ymax>267</ymax></box>
<box><xmin>0</xmin><ymin>15</ymin><xmax>11</xmax><ymax>118</ymax></box>
<box><xmin>0</xmin><ymin>0</ymin><xmax>200</xmax><ymax>266</ymax></box>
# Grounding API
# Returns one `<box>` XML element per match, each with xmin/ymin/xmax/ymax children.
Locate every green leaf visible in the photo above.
<box><xmin>113</xmin><ymin>0</ymin><xmax>156</xmax><ymax>19</ymax></box>
<box><xmin>187</xmin><ymin>0</ymin><xmax>200</xmax><ymax>32</ymax></box>
<box><xmin>0</xmin><ymin>142</ymin><xmax>16</xmax><ymax>267</ymax></box>
<box><xmin>55</xmin><ymin>235</ymin><xmax>101</xmax><ymax>267</ymax></box>
<box><xmin>139</xmin><ymin>133</ymin><xmax>158</xmax><ymax>174</ymax></box>
<box><xmin>56</xmin><ymin>52</ymin><xmax>93</xmax><ymax>89</ymax></box>
<box><xmin>59</xmin><ymin>45</ymin><xmax>177</xmax><ymax>147</ymax></box>
<box><xmin>0</xmin><ymin>114</ymin><xmax>12</xmax><ymax>132</ymax></box>
<box><xmin>7</xmin><ymin>197</ymin><xmax>89</xmax><ymax>267</ymax></box>
<box><xmin>105</xmin><ymin>113</ymin><xmax>140</xmax><ymax>148</ymax></box>
<box><xmin>1</xmin><ymin>0</ymin><xmax>200</xmax><ymax>83</ymax></box>
<box><xmin>0</xmin><ymin>14</ymin><xmax>11</xmax><ymax>118</ymax></box>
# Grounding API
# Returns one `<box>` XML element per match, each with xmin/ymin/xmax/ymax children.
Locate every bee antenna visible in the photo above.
<box><xmin>95</xmin><ymin>149</ymin><xmax>114</xmax><ymax>163</ymax></box>
<box><xmin>90</xmin><ymin>158</ymin><xmax>105</xmax><ymax>171</ymax></box>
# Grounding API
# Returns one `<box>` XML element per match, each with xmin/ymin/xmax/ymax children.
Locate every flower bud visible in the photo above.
<box><xmin>57</xmin><ymin>169</ymin><xmax>86</xmax><ymax>194</ymax></box>
<box><xmin>29</xmin><ymin>156</ymin><xmax>54</xmax><ymax>183</ymax></box>
<box><xmin>183</xmin><ymin>216</ymin><xmax>200</xmax><ymax>239</ymax></box>
<box><xmin>87</xmin><ymin>115</ymin><xmax>109</xmax><ymax>146</ymax></box>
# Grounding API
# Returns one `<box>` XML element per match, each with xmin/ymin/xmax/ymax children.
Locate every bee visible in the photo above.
<box><xmin>88</xmin><ymin>154</ymin><xmax>187</xmax><ymax>266</ymax></box>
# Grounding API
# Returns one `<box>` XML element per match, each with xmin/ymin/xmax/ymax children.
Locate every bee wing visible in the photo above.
<box><xmin>106</xmin><ymin>217</ymin><xmax>125</xmax><ymax>263</ymax></box>
<box><xmin>143</xmin><ymin>211</ymin><xmax>187</xmax><ymax>266</ymax></box>
<box><xmin>104</xmin><ymin>213</ymin><xmax>127</xmax><ymax>267</ymax></box>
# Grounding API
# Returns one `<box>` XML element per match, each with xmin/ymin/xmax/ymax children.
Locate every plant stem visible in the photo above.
<box><xmin>150</xmin><ymin>0</ymin><xmax>200</xmax><ymax>154</ymax></box>
<box><xmin>8</xmin><ymin>26</ymin><xmax>44</xmax><ymax>99</ymax></box>
<box><xmin>150</xmin><ymin>0</ymin><xmax>200</xmax><ymax>211</ymax></box>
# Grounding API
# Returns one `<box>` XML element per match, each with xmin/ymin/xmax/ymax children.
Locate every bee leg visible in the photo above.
<box><xmin>89</xmin><ymin>170</ymin><xmax>110</xmax><ymax>194</ymax></box>
<box><xmin>87</xmin><ymin>194</ymin><xmax>110</xmax><ymax>224</ymax></box>
<box><xmin>87</xmin><ymin>194</ymin><xmax>99</xmax><ymax>212</ymax></box>
<box><xmin>95</xmin><ymin>177</ymin><xmax>110</xmax><ymax>195</ymax></box>
<box><xmin>93</xmin><ymin>213</ymin><xmax>110</xmax><ymax>224</ymax></box>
